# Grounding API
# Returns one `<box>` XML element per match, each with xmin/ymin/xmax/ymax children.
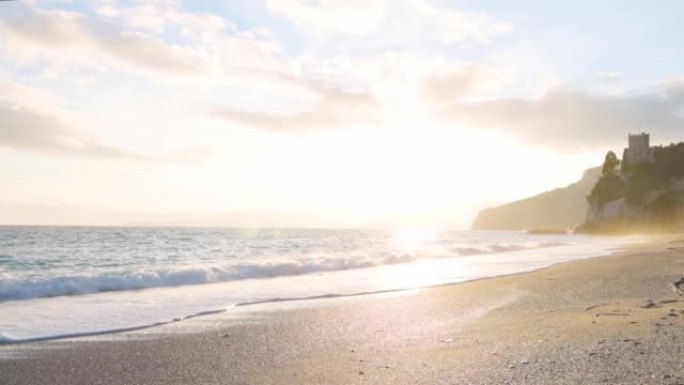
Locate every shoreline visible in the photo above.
<box><xmin>0</xmin><ymin>237</ymin><xmax>632</xmax><ymax>345</ymax></box>
<box><xmin>2</xmin><ymin>236</ymin><xmax>684</xmax><ymax>384</ymax></box>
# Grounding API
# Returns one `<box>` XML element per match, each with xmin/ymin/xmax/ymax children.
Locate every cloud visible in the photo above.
<box><xmin>431</xmin><ymin>85</ymin><xmax>684</xmax><ymax>149</ymax></box>
<box><xmin>211</xmin><ymin>56</ymin><xmax>508</xmax><ymax>134</ymax></box>
<box><xmin>0</xmin><ymin>1</ymin><xmax>294</xmax><ymax>90</ymax></box>
<box><xmin>409</xmin><ymin>0</ymin><xmax>511</xmax><ymax>44</ymax></box>
<box><xmin>421</xmin><ymin>65</ymin><xmax>487</xmax><ymax>106</ymax></box>
<box><xmin>92</xmin><ymin>0</ymin><xmax>287</xmax><ymax>75</ymax></box>
<box><xmin>0</xmin><ymin>6</ymin><xmax>208</xmax><ymax>76</ymax></box>
<box><xmin>212</xmin><ymin>84</ymin><xmax>380</xmax><ymax>132</ymax></box>
<box><xmin>267</xmin><ymin>0</ymin><xmax>387</xmax><ymax>36</ymax></box>
<box><xmin>267</xmin><ymin>0</ymin><xmax>510</xmax><ymax>45</ymax></box>
<box><xmin>0</xmin><ymin>103</ymin><xmax>151</xmax><ymax>160</ymax></box>
<box><xmin>597</xmin><ymin>71</ymin><xmax>622</xmax><ymax>82</ymax></box>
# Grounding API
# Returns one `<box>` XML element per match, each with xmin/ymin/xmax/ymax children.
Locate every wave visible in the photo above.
<box><xmin>449</xmin><ymin>242</ymin><xmax>564</xmax><ymax>256</ymax></box>
<box><xmin>0</xmin><ymin>308</ymin><xmax>228</xmax><ymax>345</ymax></box>
<box><xmin>0</xmin><ymin>288</ymin><xmax>416</xmax><ymax>345</ymax></box>
<box><xmin>0</xmin><ymin>242</ymin><xmax>565</xmax><ymax>302</ymax></box>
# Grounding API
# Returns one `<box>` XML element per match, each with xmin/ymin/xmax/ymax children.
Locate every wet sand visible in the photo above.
<box><xmin>2</xmin><ymin>237</ymin><xmax>684</xmax><ymax>384</ymax></box>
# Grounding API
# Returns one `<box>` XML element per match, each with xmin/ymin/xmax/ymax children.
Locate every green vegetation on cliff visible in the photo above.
<box><xmin>588</xmin><ymin>151</ymin><xmax>624</xmax><ymax>207</ymax></box>
<box><xmin>579</xmin><ymin>142</ymin><xmax>684</xmax><ymax>233</ymax></box>
<box><xmin>471</xmin><ymin>141</ymin><xmax>684</xmax><ymax>233</ymax></box>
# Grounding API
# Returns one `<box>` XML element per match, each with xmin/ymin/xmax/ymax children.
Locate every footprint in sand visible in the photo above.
<box><xmin>641</xmin><ymin>300</ymin><xmax>660</xmax><ymax>309</ymax></box>
<box><xmin>673</xmin><ymin>278</ymin><xmax>684</xmax><ymax>295</ymax></box>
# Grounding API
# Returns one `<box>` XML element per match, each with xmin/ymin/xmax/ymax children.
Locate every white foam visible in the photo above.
<box><xmin>0</xmin><ymin>238</ymin><xmax>640</xmax><ymax>344</ymax></box>
<box><xmin>0</xmin><ymin>242</ymin><xmax>562</xmax><ymax>302</ymax></box>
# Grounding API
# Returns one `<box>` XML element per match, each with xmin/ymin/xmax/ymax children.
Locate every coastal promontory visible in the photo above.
<box><xmin>472</xmin><ymin>167</ymin><xmax>600</xmax><ymax>231</ymax></box>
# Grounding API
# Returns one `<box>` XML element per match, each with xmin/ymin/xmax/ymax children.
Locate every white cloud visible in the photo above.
<box><xmin>210</xmin><ymin>52</ymin><xmax>504</xmax><ymax>132</ymax></box>
<box><xmin>431</xmin><ymin>85</ymin><xmax>684</xmax><ymax>149</ymax></box>
<box><xmin>0</xmin><ymin>1</ymin><xmax>518</xmax><ymax>149</ymax></box>
<box><xmin>0</xmin><ymin>102</ymin><xmax>151</xmax><ymax>159</ymax></box>
<box><xmin>212</xmin><ymin>83</ymin><xmax>380</xmax><ymax>132</ymax></box>
<box><xmin>94</xmin><ymin>0</ymin><xmax>228</xmax><ymax>38</ymax></box>
<box><xmin>267</xmin><ymin>0</ymin><xmax>388</xmax><ymax>36</ymax></box>
<box><xmin>0</xmin><ymin>1</ymin><xmax>293</xmax><ymax>85</ymax></box>
<box><xmin>294</xmin><ymin>53</ymin><xmax>514</xmax><ymax>118</ymax></box>
<box><xmin>421</xmin><ymin>64</ymin><xmax>506</xmax><ymax>106</ymax></box>
<box><xmin>0</xmin><ymin>7</ymin><xmax>208</xmax><ymax>76</ymax></box>
<box><xmin>267</xmin><ymin>0</ymin><xmax>510</xmax><ymax>46</ymax></box>
<box><xmin>597</xmin><ymin>71</ymin><xmax>622</xmax><ymax>82</ymax></box>
<box><xmin>409</xmin><ymin>0</ymin><xmax>511</xmax><ymax>44</ymax></box>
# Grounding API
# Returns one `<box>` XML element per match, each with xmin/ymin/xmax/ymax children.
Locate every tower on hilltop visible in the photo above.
<box><xmin>622</xmin><ymin>133</ymin><xmax>654</xmax><ymax>169</ymax></box>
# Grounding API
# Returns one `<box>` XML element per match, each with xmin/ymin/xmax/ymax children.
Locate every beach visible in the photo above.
<box><xmin>2</xmin><ymin>237</ymin><xmax>684</xmax><ymax>384</ymax></box>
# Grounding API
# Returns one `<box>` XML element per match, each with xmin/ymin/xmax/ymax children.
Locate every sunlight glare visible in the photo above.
<box><xmin>390</xmin><ymin>228</ymin><xmax>439</xmax><ymax>251</ymax></box>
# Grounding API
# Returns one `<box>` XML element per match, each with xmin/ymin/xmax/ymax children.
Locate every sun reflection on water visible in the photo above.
<box><xmin>380</xmin><ymin>228</ymin><xmax>455</xmax><ymax>289</ymax></box>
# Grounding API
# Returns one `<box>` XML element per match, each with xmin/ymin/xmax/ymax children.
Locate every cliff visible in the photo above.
<box><xmin>578</xmin><ymin>142</ymin><xmax>684</xmax><ymax>233</ymax></box>
<box><xmin>472</xmin><ymin>167</ymin><xmax>601</xmax><ymax>231</ymax></box>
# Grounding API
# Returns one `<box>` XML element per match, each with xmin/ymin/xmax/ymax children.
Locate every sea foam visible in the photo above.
<box><xmin>0</xmin><ymin>242</ymin><xmax>560</xmax><ymax>301</ymax></box>
<box><xmin>0</xmin><ymin>228</ymin><xmax>637</xmax><ymax>344</ymax></box>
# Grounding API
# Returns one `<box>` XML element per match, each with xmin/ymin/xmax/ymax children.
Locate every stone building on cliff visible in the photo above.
<box><xmin>622</xmin><ymin>133</ymin><xmax>655</xmax><ymax>170</ymax></box>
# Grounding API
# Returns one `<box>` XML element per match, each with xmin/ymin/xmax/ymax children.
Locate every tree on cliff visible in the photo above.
<box><xmin>589</xmin><ymin>151</ymin><xmax>624</xmax><ymax>206</ymax></box>
<box><xmin>580</xmin><ymin>141</ymin><xmax>684</xmax><ymax>233</ymax></box>
<box><xmin>602</xmin><ymin>151</ymin><xmax>620</xmax><ymax>177</ymax></box>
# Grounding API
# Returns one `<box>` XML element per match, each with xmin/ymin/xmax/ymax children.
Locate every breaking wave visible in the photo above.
<box><xmin>0</xmin><ymin>242</ymin><xmax>564</xmax><ymax>302</ymax></box>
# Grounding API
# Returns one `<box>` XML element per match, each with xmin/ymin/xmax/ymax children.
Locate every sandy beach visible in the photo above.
<box><xmin>2</xmin><ymin>237</ymin><xmax>684</xmax><ymax>384</ymax></box>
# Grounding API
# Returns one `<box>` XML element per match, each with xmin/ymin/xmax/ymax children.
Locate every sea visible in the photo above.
<box><xmin>0</xmin><ymin>226</ymin><xmax>640</xmax><ymax>344</ymax></box>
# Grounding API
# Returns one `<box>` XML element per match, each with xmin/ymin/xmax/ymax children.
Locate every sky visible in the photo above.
<box><xmin>2</xmin><ymin>0</ymin><xmax>684</xmax><ymax>229</ymax></box>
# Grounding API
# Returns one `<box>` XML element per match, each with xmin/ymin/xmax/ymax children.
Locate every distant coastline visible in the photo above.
<box><xmin>474</xmin><ymin>133</ymin><xmax>684</xmax><ymax>235</ymax></box>
<box><xmin>471</xmin><ymin>167</ymin><xmax>600</xmax><ymax>232</ymax></box>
